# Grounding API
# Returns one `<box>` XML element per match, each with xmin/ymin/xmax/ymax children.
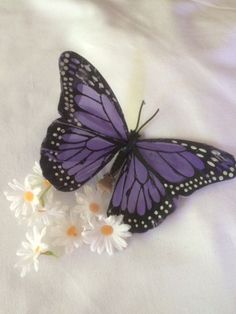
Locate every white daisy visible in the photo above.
<box><xmin>23</xmin><ymin>200</ymin><xmax>66</xmax><ymax>227</ymax></box>
<box><xmin>75</xmin><ymin>184</ymin><xmax>110</xmax><ymax>222</ymax></box>
<box><xmin>15</xmin><ymin>226</ymin><xmax>48</xmax><ymax>277</ymax></box>
<box><xmin>4</xmin><ymin>178</ymin><xmax>41</xmax><ymax>219</ymax></box>
<box><xmin>49</xmin><ymin>211</ymin><xmax>85</xmax><ymax>254</ymax></box>
<box><xmin>27</xmin><ymin>161</ymin><xmax>53</xmax><ymax>203</ymax></box>
<box><xmin>82</xmin><ymin>215</ymin><xmax>131</xmax><ymax>255</ymax></box>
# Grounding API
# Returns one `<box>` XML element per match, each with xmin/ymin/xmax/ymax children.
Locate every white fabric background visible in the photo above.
<box><xmin>1</xmin><ymin>0</ymin><xmax>236</xmax><ymax>313</ymax></box>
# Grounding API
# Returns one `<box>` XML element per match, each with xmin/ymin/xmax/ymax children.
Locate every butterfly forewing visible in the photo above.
<box><xmin>58</xmin><ymin>51</ymin><xmax>129</xmax><ymax>141</ymax></box>
<box><xmin>137</xmin><ymin>139</ymin><xmax>236</xmax><ymax>196</ymax></box>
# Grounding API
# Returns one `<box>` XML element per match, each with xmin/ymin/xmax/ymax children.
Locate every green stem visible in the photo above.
<box><xmin>39</xmin><ymin>186</ymin><xmax>51</xmax><ymax>207</ymax></box>
<box><xmin>41</xmin><ymin>251</ymin><xmax>58</xmax><ymax>258</ymax></box>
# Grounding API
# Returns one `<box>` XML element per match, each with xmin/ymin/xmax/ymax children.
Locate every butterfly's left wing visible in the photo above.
<box><xmin>58</xmin><ymin>51</ymin><xmax>129</xmax><ymax>141</ymax></box>
<box><xmin>40</xmin><ymin>119</ymin><xmax>120</xmax><ymax>191</ymax></box>
<box><xmin>41</xmin><ymin>51</ymin><xmax>129</xmax><ymax>191</ymax></box>
<box><xmin>108</xmin><ymin>139</ymin><xmax>236</xmax><ymax>232</ymax></box>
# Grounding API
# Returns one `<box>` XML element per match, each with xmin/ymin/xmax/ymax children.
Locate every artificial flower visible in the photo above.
<box><xmin>4</xmin><ymin>178</ymin><xmax>41</xmax><ymax>219</ymax></box>
<box><xmin>49</xmin><ymin>210</ymin><xmax>85</xmax><ymax>254</ymax></box>
<box><xmin>23</xmin><ymin>200</ymin><xmax>66</xmax><ymax>227</ymax></box>
<box><xmin>15</xmin><ymin>226</ymin><xmax>48</xmax><ymax>277</ymax></box>
<box><xmin>75</xmin><ymin>184</ymin><xmax>110</xmax><ymax>222</ymax></box>
<box><xmin>82</xmin><ymin>215</ymin><xmax>131</xmax><ymax>255</ymax></box>
<box><xmin>27</xmin><ymin>162</ymin><xmax>53</xmax><ymax>203</ymax></box>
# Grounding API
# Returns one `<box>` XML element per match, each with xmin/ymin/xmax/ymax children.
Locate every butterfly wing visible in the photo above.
<box><xmin>40</xmin><ymin>119</ymin><xmax>121</xmax><ymax>191</ymax></box>
<box><xmin>41</xmin><ymin>51</ymin><xmax>129</xmax><ymax>190</ymax></box>
<box><xmin>108</xmin><ymin>139</ymin><xmax>236</xmax><ymax>232</ymax></box>
<box><xmin>137</xmin><ymin>139</ymin><xmax>236</xmax><ymax>196</ymax></box>
<box><xmin>108</xmin><ymin>152</ymin><xmax>176</xmax><ymax>232</ymax></box>
<box><xmin>58</xmin><ymin>51</ymin><xmax>129</xmax><ymax>140</ymax></box>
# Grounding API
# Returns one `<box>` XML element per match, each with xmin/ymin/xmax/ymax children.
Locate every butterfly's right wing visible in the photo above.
<box><xmin>108</xmin><ymin>152</ymin><xmax>176</xmax><ymax>232</ymax></box>
<box><xmin>108</xmin><ymin>139</ymin><xmax>236</xmax><ymax>233</ymax></box>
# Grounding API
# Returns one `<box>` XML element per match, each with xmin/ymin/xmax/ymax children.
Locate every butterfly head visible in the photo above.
<box><xmin>126</xmin><ymin>130</ymin><xmax>141</xmax><ymax>151</ymax></box>
<box><xmin>129</xmin><ymin>129</ymin><xmax>141</xmax><ymax>138</ymax></box>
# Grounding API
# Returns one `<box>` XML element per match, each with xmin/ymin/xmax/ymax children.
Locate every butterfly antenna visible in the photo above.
<box><xmin>134</xmin><ymin>100</ymin><xmax>146</xmax><ymax>132</ymax></box>
<box><xmin>137</xmin><ymin>108</ymin><xmax>160</xmax><ymax>133</ymax></box>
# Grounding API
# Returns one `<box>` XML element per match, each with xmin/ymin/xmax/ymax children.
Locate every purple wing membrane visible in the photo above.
<box><xmin>137</xmin><ymin>140</ymin><xmax>204</xmax><ymax>183</ymax></box>
<box><xmin>108</xmin><ymin>139</ymin><xmax>236</xmax><ymax>233</ymax></box>
<box><xmin>40</xmin><ymin>119</ymin><xmax>120</xmax><ymax>191</ymax></box>
<box><xmin>58</xmin><ymin>51</ymin><xmax>129</xmax><ymax>140</ymax></box>
<box><xmin>137</xmin><ymin>139</ymin><xmax>236</xmax><ymax>197</ymax></box>
<box><xmin>108</xmin><ymin>153</ymin><xmax>176</xmax><ymax>232</ymax></box>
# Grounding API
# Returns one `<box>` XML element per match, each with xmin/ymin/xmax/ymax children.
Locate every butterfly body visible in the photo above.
<box><xmin>40</xmin><ymin>51</ymin><xmax>236</xmax><ymax>233</ymax></box>
<box><xmin>110</xmin><ymin>130</ymin><xmax>140</xmax><ymax>176</ymax></box>
<box><xmin>125</xmin><ymin>130</ymin><xmax>140</xmax><ymax>151</ymax></box>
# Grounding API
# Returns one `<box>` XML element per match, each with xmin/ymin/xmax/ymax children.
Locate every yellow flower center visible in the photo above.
<box><xmin>89</xmin><ymin>202</ymin><xmax>101</xmax><ymax>213</ymax></box>
<box><xmin>43</xmin><ymin>179</ymin><xmax>51</xmax><ymax>188</ymax></box>
<box><xmin>67</xmin><ymin>225</ymin><xmax>78</xmax><ymax>237</ymax></box>
<box><xmin>101</xmin><ymin>225</ymin><xmax>113</xmax><ymax>236</ymax></box>
<box><xmin>23</xmin><ymin>191</ymin><xmax>34</xmax><ymax>202</ymax></box>
<box><xmin>34</xmin><ymin>246</ymin><xmax>41</xmax><ymax>254</ymax></box>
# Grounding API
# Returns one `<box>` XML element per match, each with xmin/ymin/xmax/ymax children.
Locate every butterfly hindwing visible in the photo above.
<box><xmin>40</xmin><ymin>119</ymin><xmax>120</xmax><ymax>191</ymax></box>
<box><xmin>109</xmin><ymin>139</ymin><xmax>236</xmax><ymax>232</ymax></box>
<box><xmin>108</xmin><ymin>153</ymin><xmax>177</xmax><ymax>232</ymax></box>
<box><xmin>58</xmin><ymin>51</ymin><xmax>129</xmax><ymax>140</ymax></box>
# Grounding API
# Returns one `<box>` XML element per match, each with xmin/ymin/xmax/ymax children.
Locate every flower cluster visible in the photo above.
<box><xmin>4</xmin><ymin>162</ymin><xmax>131</xmax><ymax>277</ymax></box>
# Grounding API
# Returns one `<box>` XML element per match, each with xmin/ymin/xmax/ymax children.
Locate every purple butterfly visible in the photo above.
<box><xmin>40</xmin><ymin>51</ymin><xmax>236</xmax><ymax>233</ymax></box>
